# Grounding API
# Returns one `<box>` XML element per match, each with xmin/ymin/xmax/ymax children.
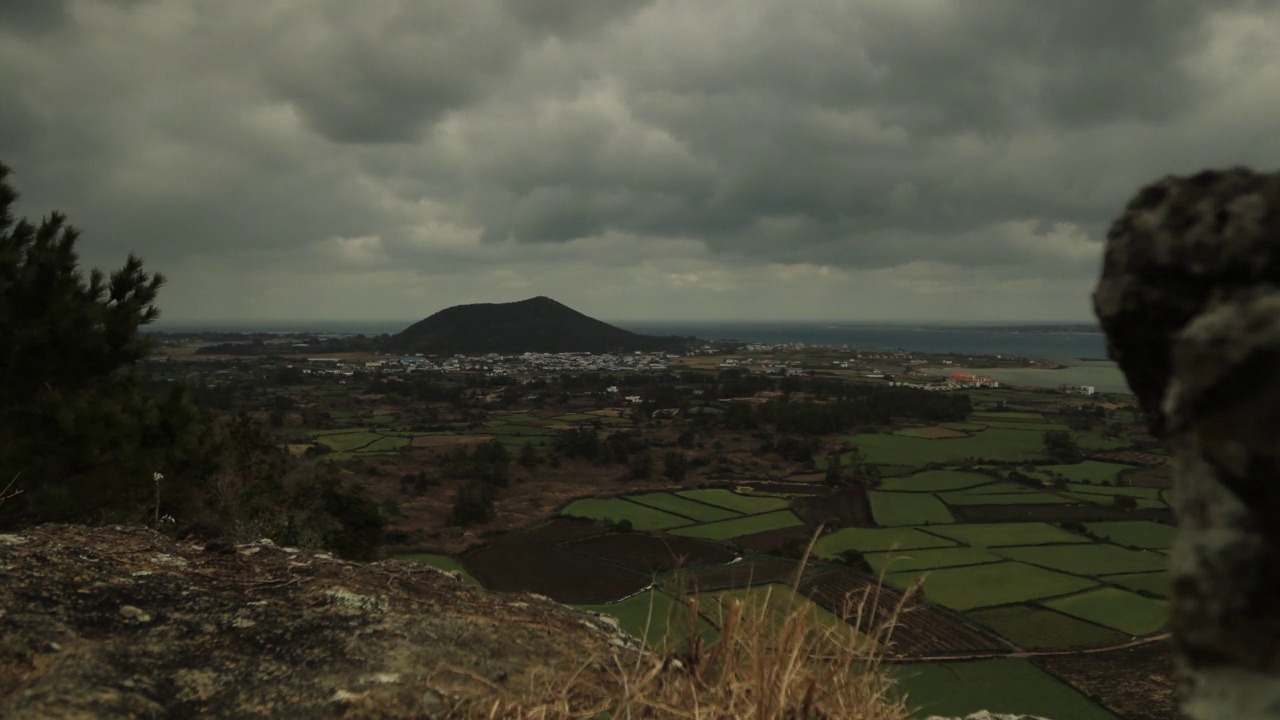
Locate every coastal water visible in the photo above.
<box><xmin>151</xmin><ymin>319</ymin><xmax>1108</xmax><ymax>360</ymax></box>
<box><xmin>150</xmin><ymin>319</ymin><xmax>1126</xmax><ymax>392</ymax></box>
<box><xmin>617</xmin><ymin>321</ymin><xmax>1109</xmax><ymax>361</ymax></box>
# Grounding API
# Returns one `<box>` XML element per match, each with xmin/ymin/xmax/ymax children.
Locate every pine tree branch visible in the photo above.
<box><xmin>0</xmin><ymin>473</ymin><xmax>23</xmax><ymax>509</ymax></box>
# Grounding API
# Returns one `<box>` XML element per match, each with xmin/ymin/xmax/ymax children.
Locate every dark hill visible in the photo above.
<box><xmin>385</xmin><ymin>296</ymin><xmax>691</xmax><ymax>355</ymax></box>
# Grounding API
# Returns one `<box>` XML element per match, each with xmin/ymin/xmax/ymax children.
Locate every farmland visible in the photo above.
<box><xmin>867</xmin><ymin>491</ymin><xmax>955</xmax><ymax>526</ymax></box>
<box><xmin>1044</xmin><ymin>587</ymin><xmax>1169</xmax><ymax>636</ymax></box>
<box><xmin>884</xmin><ymin>561</ymin><xmax>1098</xmax><ymax>611</ymax></box>
<box><xmin>968</xmin><ymin>605</ymin><xmax>1127</xmax><ymax>649</ymax></box>
<box><xmin>893</xmin><ymin>659</ymin><xmax>1120</xmax><ymax>720</ymax></box>
<box><xmin>157</xmin><ymin>338</ymin><xmax>1177</xmax><ymax>719</ymax></box>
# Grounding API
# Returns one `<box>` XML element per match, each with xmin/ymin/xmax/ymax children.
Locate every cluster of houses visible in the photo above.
<box><xmin>299</xmin><ymin>351</ymin><xmax>675</xmax><ymax>379</ymax></box>
<box><xmin>887</xmin><ymin>372</ymin><xmax>1001</xmax><ymax>392</ymax></box>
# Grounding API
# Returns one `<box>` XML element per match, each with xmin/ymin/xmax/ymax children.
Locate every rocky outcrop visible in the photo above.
<box><xmin>1095</xmin><ymin>168</ymin><xmax>1280</xmax><ymax>719</ymax></box>
<box><xmin>0</xmin><ymin>524</ymin><xmax>640</xmax><ymax>718</ymax></box>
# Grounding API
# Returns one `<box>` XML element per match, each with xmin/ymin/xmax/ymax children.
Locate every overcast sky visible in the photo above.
<box><xmin>2</xmin><ymin>1</ymin><xmax>1278</xmax><ymax>323</ymax></box>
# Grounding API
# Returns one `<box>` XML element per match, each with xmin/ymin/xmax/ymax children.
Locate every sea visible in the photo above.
<box><xmin>149</xmin><ymin>320</ymin><xmax>1130</xmax><ymax>393</ymax></box>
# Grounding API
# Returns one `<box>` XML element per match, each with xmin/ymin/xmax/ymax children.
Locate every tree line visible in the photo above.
<box><xmin>0</xmin><ymin>163</ymin><xmax>384</xmax><ymax>559</ymax></box>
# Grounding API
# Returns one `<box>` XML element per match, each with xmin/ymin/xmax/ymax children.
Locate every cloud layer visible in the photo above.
<box><xmin>3</xmin><ymin>0</ymin><xmax>1278</xmax><ymax>322</ymax></box>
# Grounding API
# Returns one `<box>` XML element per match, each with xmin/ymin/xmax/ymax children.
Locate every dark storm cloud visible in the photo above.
<box><xmin>500</xmin><ymin>0</ymin><xmax>652</xmax><ymax>36</ymax></box>
<box><xmin>0</xmin><ymin>0</ymin><xmax>70</xmax><ymax>34</ymax></box>
<box><xmin>447</xmin><ymin>0</ymin><xmax>1227</xmax><ymax>265</ymax></box>
<box><xmin>0</xmin><ymin>0</ymin><xmax>1276</xmax><ymax>320</ymax></box>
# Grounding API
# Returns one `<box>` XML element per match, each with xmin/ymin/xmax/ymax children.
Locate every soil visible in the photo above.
<box><xmin>564</xmin><ymin>533</ymin><xmax>737</xmax><ymax>575</ymax></box>
<box><xmin>799</xmin><ymin>568</ymin><xmax>1010</xmax><ymax>657</ymax></box>
<box><xmin>732</xmin><ymin>525</ymin><xmax>816</xmax><ymax>553</ymax></box>
<box><xmin>951</xmin><ymin>504</ymin><xmax>1174</xmax><ymax>524</ymax></box>
<box><xmin>1034</xmin><ymin>642</ymin><xmax>1179</xmax><ymax>720</ymax></box>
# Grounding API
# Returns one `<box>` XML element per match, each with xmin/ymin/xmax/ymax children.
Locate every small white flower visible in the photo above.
<box><xmin>153</xmin><ymin>472</ymin><xmax>164</xmax><ymax>482</ymax></box>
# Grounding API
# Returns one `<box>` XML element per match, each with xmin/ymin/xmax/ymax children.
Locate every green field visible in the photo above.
<box><xmin>926</xmin><ymin>522</ymin><xmax>1089</xmax><ymax>548</ymax></box>
<box><xmin>676</xmin><ymin>488</ymin><xmax>790</xmax><ymax>514</ymax></box>
<box><xmin>977</xmin><ymin>421</ymin><xmax>1071</xmax><ymax>432</ymax></box>
<box><xmin>560</xmin><ymin>498</ymin><xmax>692</xmax><ymax>530</ymax></box>
<box><xmin>960</xmin><ymin>482</ymin><xmax>1042</xmax><ymax>494</ymax></box>
<box><xmin>842</xmin><ymin>427</ymin><xmax>1048</xmax><ymax>465</ymax></box>
<box><xmin>893</xmin><ymin>658</ymin><xmax>1118</xmax><ymax>720</ymax></box>
<box><xmin>575</xmin><ymin>590</ymin><xmax>716</xmax><ymax>648</ymax></box>
<box><xmin>1043</xmin><ymin>587</ymin><xmax>1168</xmax><ymax>635</ymax></box>
<box><xmin>941</xmin><ymin>422</ymin><xmax>989</xmax><ymax>431</ymax></box>
<box><xmin>1039</xmin><ymin>461</ymin><xmax>1133</xmax><ymax>484</ymax></box>
<box><xmin>1066</xmin><ymin>483</ymin><xmax>1163</xmax><ymax>499</ymax></box>
<box><xmin>970</xmin><ymin>412</ymin><xmax>1045</xmax><ymax>420</ymax></box>
<box><xmin>1108</xmin><ymin>571</ymin><xmax>1171</xmax><ymax>598</ymax></box>
<box><xmin>995</xmin><ymin>544</ymin><xmax>1167</xmax><ymax>576</ymax></box>
<box><xmin>669</xmin><ymin>510</ymin><xmax>805</xmax><ymax>540</ymax></box>
<box><xmin>867</xmin><ymin>491</ymin><xmax>955</xmax><ymax>526</ymax></box>
<box><xmin>940</xmin><ymin>492</ymin><xmax>1070</xmax><ymax>506</ymax></box>
<box><xmin>1063</xmin><ymin>491</ymin><xmax>1167</xmax><ymax>509</ymax></box>
<box><xmin>885</xmin><ymin>562</ymin><xmax>1098</xmax><ymax>611</ymax></box>
<box><xmin>863</xmin><ymin>546</ymin><xmax>1000</xmax><ymax>574</ymax></box>
<box><xmin>968</xmin><ymin>605</ymin><xmax>1128</xmax><ymax>649</ymax></box>
<box><xmin>483</xmin><ymin>422</ymin><xmax>556</xmax><ymax>436</ymax></box>
<box><xmin>313</xmin><ymin>430</ymin><xmax>384</xmax><ymax>452</ymax></box>
<box><xmin>1075</xmin><ymin>432</ymin><xmax>1134</xmax><ymax>450</ymax></box>
<box><xmin>361</xmin><ymin>436</ymin><xmax>410</xmax><ymax>453</ymax></box>
<box><xmin>878</xmin><ymin>470</ymin><xmax>994</xmax><ymax>492</ymax></box>
<box><xmin>626</xmin><ymin>492</ymin><xmax>741</xmax><ymax>522</ymax></box>
<box><xmin>395</xmin><ymin>553</ymin><xmax>481</xmax><ymax>586</ymax></box>
<box><xmin>812</xmin><ymin>527</ymin><xmax>956</xmax><ymax>558</ymax></box>
<box><xmin>1084</xmin><ymin>521</ymin><xmax>1176</xmax><ymax>549</ymax></box>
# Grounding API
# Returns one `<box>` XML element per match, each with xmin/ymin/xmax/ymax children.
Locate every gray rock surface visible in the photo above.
<box><xmin>0</xmin><ymin>524</ymin><xmax>641</xmax><ymax>718</ymax></box>
<box><xmin>1095</xmin><ymin>168</ymin><xmax>1280</xmax><ymax>719</ymax></box>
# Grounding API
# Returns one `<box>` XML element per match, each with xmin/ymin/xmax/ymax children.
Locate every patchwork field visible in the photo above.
<box><xmin>560</xmin><ymin>498</ymin><xmax>692</xmax><ymax>531</ymax></box>
<box><xmin>967</xmin><ymin>605</ymin><xmax>1127</xmax><ymax>649</ymax></box>
<box><xmin>676</xmin><ymin>488</ymin><xmax>790</xmax><ymax>514</ymax></box>
<box><xmin>885</xmin><ymin>562</ymin><xmax>1098</xmax><ymax>611</ymax></box>
<box><xmin>879</xmin><ymin>470</ymin><xmax>994</xmax><ymax>492</ymax></box>
<box><xmin>813</xmin><ymin>527</ymin><xmax>956</xmax><ymax>558</ymax></box>
<box><xmin>1040</xmin><ymin>461</ymin><xmax>1134</xmax><ymax>484</ymax></box>
<box><xmin>1108</xmin><ymin>571</ymin><xmax>1170</xmax><ymax>598</ymax></box>
<box><xmin>669</xmin><ymin>509</ymin><xmax>805</xmax><ymax>540</ymax></box>
<box><xmin>995</xmin><ymin>544</ymin><xmax>1167</xmax><ymax>575</ymax></box>
<box><xmin>867</xmin><ymin>491</ymin><xmax>955</xmax><ymax>526</ymax></box>
<box><xmin>626</xmin><ymin>492</ymin><xmax>741</xmax><ymax>522</ymax></box>
<box><xmin>1044</xmin><ymin>587</ymin><xmax>1169</xmax><ymax>636</ymax></box>
<box><xmin>939</xmin><ymin>491</ymin><xmax>1070</xmax><ymax>505</ymax></box>
<box><xmin>1083</xmin><ymin>521</ymin><xmax>1176</xmax><ymax>549</ymax></box>
<box><xmin>893</xmin><ymin>658</ymin><xmax>1120</xmax><ymax>720</ymax></box>
<box><xmin>925</xmin><ymin>522</ymin><xmax>1089</xmax><ymax>548</ymax></box>
<box><xmin>895</xmin><ymin>425</ymin><xmax>970</xmax><ymax>439</ymax></box>
<box><xmin>863</xmin><ymin>546</ymin><xmax>1000</xmax><ymax>574</ymax></box>
<box><xmin>841</xmin><ymin>427</ymin><xmax>1049</xmax><ymax>465</ymax></box>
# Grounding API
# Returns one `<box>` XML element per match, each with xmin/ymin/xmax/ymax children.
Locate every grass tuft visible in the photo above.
<box><xmin>449</xmin><ymin>528</ymin><xmax>912</xmax><ymax>719</ymax></box>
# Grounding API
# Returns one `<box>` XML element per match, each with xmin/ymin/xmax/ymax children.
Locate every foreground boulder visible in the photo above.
<box><xmin>0</xmin><ymin>524</ymin><xmax>639</xmax><ymax>718</ymax></box>
<box><xmin>1095</xmin><ymin>168</ymin><xmax>1280</xmax><ymax>718</ymax></box>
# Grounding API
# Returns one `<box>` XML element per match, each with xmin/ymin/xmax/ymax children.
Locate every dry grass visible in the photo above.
<box><xmin>449</xmin><ymin>529</ymin><xmax>914</xmax><ymax>719</ymax></box>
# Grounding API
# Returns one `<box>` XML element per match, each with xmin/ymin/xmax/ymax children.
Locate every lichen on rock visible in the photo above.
<box><xmin>0</xmin><ymin>523</ymin><xmax>642</xmax><ymax>718</ymax></box>
<box><xmin>1095</xmin><ymin>167</ymin><xmax>1280</xmax><ymax>719</ymax></box>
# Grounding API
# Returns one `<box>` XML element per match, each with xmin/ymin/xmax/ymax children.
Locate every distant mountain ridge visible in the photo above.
<box><xmin>385</xmin><ymin>296</ymin><xmax>693</xmax><ymax>355</ymax></box>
